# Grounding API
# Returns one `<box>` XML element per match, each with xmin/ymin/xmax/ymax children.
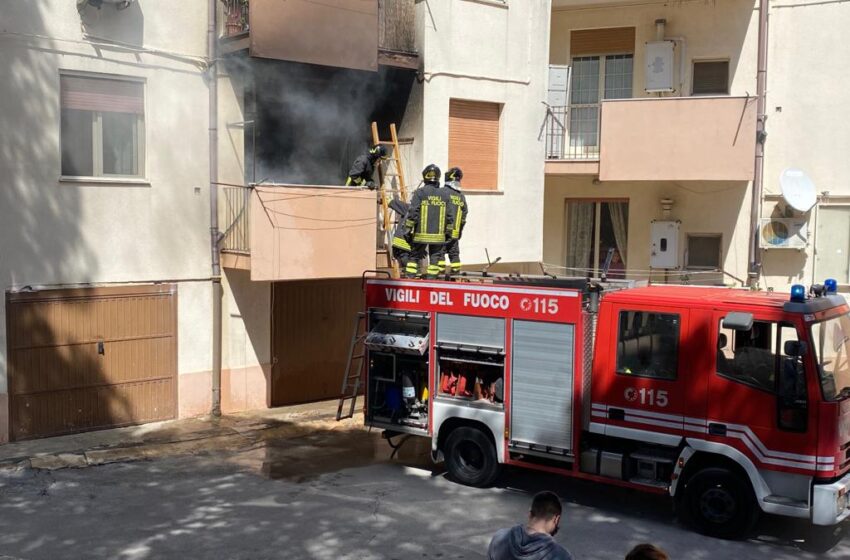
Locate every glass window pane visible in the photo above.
<box><xmin>816</xmin><ymin>207</ymin><xmax>850</xmax><ymax>283</ymax></box>
<box><xmin>692</xmin><ymin>61</ymin><xmax>729</xmax><ymax>95</ymax></box>
<box><xmin>566</xmin><ymin>201</ymin><xmax>596</xmax><ymax>272</ymax></box>
<box><xmin>687</xmin><ymin>235</ymin><xmax>722</xmax><ymax>269</ymax></box>
<box><xmin>570</xmin><ymin>57</ymin><xmax>600</xmax><ymax>105</ymax></box>
<box><xmin>61</xmin><ymin>109</ymin><xmax>93</xmax><ymax>176</ymax></box>
<box><xmin>102</xmin><ymin>112</ymin><xmax>140</xmax><ymax>175</ymax></box>
<box><xmin>568</xmin><ymin>107</ymin><xmax>598</xmax><ymax>148</ymax></box>
<box><xmin>616</xmin><ymin>311</ymin><xmax>680</xmax><ymax>379</ymax></box>
<box><xmin>716</xmin><ymin>320</ymin><xmax>778</xmax><ymax>392</ymax></box>
<box><xmin>604</xmin><ymin>54</ymin><xmax>634</xmax><ymax>100</ymax></box>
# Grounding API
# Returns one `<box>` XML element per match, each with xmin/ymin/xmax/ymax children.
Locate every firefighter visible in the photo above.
<box><xmin>345</xmin><ymin>144</ymin><xmax>386</xmax><ymax>189</ymax></box>
<box><xmin>405</xmin><ymin>164</ymin><xmax>456</xmax><ymax>279</ymax></box>
<box><xmin>439</xmin><ymin>167</ymin><xmax>468</xmax><ymax>276</ymax></box>
<box><xmin>389</xmin><ymin>198</ymin><xmax>412</xmax><ymax>272</ymax></box>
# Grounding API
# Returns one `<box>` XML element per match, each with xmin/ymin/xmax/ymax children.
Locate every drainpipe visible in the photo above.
<box><xmin>208</xmin><ymin>0</ymin><xmax>222</xmax><ymax>416</ymax></box>
<box><xmin>748</xmin><ymin>0</ymin><xmax>770</xmax><ymax>286</ymax></box>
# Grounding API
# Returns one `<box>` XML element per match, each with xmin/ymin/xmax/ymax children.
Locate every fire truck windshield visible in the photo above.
<box><xmin>811</xmin><ymin>312</ymin><xmax>850</xmax><ymax>401</ymax></box>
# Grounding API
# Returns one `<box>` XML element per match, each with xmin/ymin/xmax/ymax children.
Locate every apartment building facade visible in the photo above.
<box><xmin>543</xmin><ymin>0</ymin><xmax>849</xmax><ymax>292</ymax></box>
<box><xmin>0</xmin><ymin>0</ymin><xmax>550</xmax><ymax>442</ymax></box>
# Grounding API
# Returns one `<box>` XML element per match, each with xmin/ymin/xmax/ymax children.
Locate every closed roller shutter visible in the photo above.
<box><xmin>570</xmin><ymin>27</ymin><xmax>635</xmax><ymax>55</ymax></box>
<box><xmin>6</xmin><ymin>285</ymin><xmax>177</xmax><ymax>441</ymax></box>
<box><xmin>437</xmin><ymin>314</ymin><xmax>505</xmax><ymax>349</ymax></box>
<box><xmin>448</xmin><ymin>99</ymin><xmax>501</xmax><ymax>190</ymax></box>
<box><xmin>510</xmin><ymin>320</ymin><xmax>575</xmax><ymax>453</ymax></box>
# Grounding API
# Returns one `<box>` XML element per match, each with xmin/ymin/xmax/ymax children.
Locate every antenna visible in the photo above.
<box><xmin>780</xmin><ymin>168</ymin><xmax>817</xmax><ymax>212</ymax></box>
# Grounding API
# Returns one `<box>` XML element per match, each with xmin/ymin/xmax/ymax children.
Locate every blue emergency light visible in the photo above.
<box><xmin>825</xmin><ymin>278</ymin><xmax>838</xmax><ymax>294</ymax></box>
<box><xmin>790</xmin><ymin>284</ymin><xmax>807</xmax><ymax>302</ymax></box>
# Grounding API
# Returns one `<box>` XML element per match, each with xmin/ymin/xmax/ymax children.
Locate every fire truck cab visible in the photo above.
<box><xmin>361</xmin><ymin>277</ymin><xmax>850</xmax><ymax>538</ymax></box>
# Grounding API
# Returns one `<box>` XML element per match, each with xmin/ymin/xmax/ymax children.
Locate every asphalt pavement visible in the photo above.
<box><xmin>0</xmin><ymin>417</ymin><xmax>846</xmax><ymax>559</ymax></box>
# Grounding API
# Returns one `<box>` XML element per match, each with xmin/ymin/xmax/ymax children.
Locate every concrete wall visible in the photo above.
<box><xmin>0</xmin><ymin>0</ymin><xmax>214</xmax><ymax>435</ymax></box>
<box><xmin>415</xmin><ymin>0</ymin><xmax>552</xmax><ymax>266</ymax></box>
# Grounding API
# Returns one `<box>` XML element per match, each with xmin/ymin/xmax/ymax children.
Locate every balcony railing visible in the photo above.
<box><xmin>220</xmin><ymin>0</ymin><xmax>249</xmax><ymax>38</ymax></box>
<box><xmin>221</xmin><ymin>186</ymin><xmax>250</xmax><ymax>254</ymax></box>
<box><xmin>543</xmin><ymin>104</ymin><xmax>601</xmax><ymax>161</ymax></box>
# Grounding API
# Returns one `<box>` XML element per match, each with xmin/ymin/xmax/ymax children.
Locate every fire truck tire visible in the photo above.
<box><xmin>683</xmin><ymin>467</ymin><xmax>759</xmax><ymax>539</ymax></box>
<box><xmin>444</xmin><ymin>427</ymin><xmax>500</xmax><ymax>488</ymax></box>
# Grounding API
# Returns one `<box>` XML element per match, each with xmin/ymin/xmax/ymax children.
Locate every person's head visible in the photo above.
<box><xmin>528</xmin><ymin>491</ymin><xmax>562</xmax><ymax>536</ymax></box>
<box><xmin>422</xmin><ymin>164</ymin><xmax>441</xmax><ymax>185</ymax></box>
<box><xmin>625</xmin><ymin>544</ymin><xmax>669</xmax><ymax>560</ymax></box>
<box><xmin>444</xmin><ymin>167</ymin><xmax>463</xmax><ymax>188</ymax></box>
<box><xmin>368</xmin><ymin>144</ymin><xmax>387</xmax><ymax>161</ymax></box>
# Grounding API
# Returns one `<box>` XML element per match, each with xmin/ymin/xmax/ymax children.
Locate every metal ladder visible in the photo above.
<box><xmin>371</xmin><ymin>122</ymin><xmax>409</xmax><ymax>279</ymax></box>
<box><xmin>335</xmin><ymin>312</ymin><xmax>367</xmax><ymax>421</ymax></box>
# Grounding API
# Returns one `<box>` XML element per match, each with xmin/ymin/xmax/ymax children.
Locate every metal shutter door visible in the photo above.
<box><xmin>436</xmin><ymin>314</ymin><xmax>504</xmax><ymax>350</ymax></box>
<box><xmin>448</xmin><ymin>100</ymin><xmax>500</xmax><ymax>190</ymax></box>
<box><xmin>570</xmin><ymin>27</ymin><xmax>636</xmax><ymax>55</ymax></box>
<box><xmin>510</xmin><ymin>320</ymin><xmax>574</xmax><ymax>452</ymax></box>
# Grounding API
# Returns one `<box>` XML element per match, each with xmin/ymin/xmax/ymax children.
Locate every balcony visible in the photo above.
<box><xmin>220</xmin><ymin>185</ymin><xmax>378</xmax><ymax>281</ymax></box>
<box><xmin>219</xmin><ymin>0</ymin><xmax>418</xmax><ymax>71</ymax></box>
<box><xmin>545</xmin><ymin>96</ymin><xmax>757</xmax><ymax>181</ymax></box>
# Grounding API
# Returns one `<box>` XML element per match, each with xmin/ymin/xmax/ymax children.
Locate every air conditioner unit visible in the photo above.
<box><xmin>759</xmin><ymin>218</ymin><xmax>808</xmax><ymax>249</ymax></box>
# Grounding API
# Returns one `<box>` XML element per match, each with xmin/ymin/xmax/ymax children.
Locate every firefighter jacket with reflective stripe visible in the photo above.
<box><xmin>345</xmin><ymin>154</ymin><xmax>375</xmax><ymax>187</ymax></box>
<box><xmin>446</xmin><ymin>183</ymin><xmax>468</xmax><ymax>240</ymax></box>
<box><xmin>405</xmin><ymin>183</ymin><xmax>456</xmax><ymax>245</ymax></box>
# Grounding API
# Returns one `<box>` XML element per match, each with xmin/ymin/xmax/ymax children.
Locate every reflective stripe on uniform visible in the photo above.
<box><xmin>452</xmin><ymin>209</ymin><xmax>463</xmax><ymax>238</ymax></box>
<box><xmin>413</xmin><ymin>233</ymin><xmax>446</xmax><ymax>243</ymax></box>
<box><xmin>392</xmin><ymin>237</ymin><xmax>411</xmax><ymax>251</ymax></box>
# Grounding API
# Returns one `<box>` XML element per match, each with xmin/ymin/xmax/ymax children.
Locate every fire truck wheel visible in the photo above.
<box><xmin>684</xmin><ymin>467</ymin><xmax>758</xmax><ymax>539</ymax></box>
<box><xmin>444</xmin><ymin>427</ymin><xmax>500</xmax><ymax>488</ymax></box>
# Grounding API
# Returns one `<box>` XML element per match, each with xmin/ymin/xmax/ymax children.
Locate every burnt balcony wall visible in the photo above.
<box><xmin>239</xmin><ymin>58</ymin><xmax>414</xmax><ymax>186</ymax></box>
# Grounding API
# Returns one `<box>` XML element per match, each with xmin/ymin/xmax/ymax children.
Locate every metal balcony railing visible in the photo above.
<box><xmin>221</xmin><ymin>186</ymin><xmax>251</xmax><ymax>253</ymax></box>
<box><xmin>543</xmin><ymin>104</ymin><xmax>601</xmax><ymax>161</ymax></box>
<box><xmin>220</xmin><ymin>0</ymin><xmax>249</xmax><ymax>38</ymax></box>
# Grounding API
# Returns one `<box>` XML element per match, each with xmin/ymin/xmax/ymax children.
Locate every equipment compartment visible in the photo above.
<box><xmin>365</xmin><ymin>310</ymin><xmax>430</xmax><ymax>432</ymax></box>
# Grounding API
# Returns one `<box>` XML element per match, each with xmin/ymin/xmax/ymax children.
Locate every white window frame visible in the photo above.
<box><xmin>691</xmin><ymin>59</ymin><xmax>730</xmax><ymax>96</ymax></box>
<box><xmin>59</xmin><ymin>70</ymin><xmax>147</xmax><ymax>182</ymax></box>
<box><xmin>814</xmin><ymin>204</ymin><xmax>850</xmax><ymax>286</ymax></box>
<box><xmin>567</xmin><ymin>52</ymin><xmax>633</xmax><ymax>157</ymax></box>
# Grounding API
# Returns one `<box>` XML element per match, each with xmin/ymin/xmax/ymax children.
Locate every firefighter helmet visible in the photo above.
<box><xmin>369</xmin><ymin>144</ymin><xmax>387</xmax><ymax>159</ymax></box>
<box><xmin>422</xmin><ymin>164</ymin><xmax>441</xmax><ymax>184</ymax></box>
<box><xmin>445</xmin><ymin>167</ymin><xmax>463</xmax><ymax>186</ymax></box>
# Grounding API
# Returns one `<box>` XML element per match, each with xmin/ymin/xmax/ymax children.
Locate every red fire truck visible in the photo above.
<box><xmin>360</xmin><ymin>276</ymin><xmax>850</xmax><ymax>538</ymax></box>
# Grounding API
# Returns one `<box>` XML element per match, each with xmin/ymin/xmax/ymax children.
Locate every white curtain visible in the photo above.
<box><xmin>566</xmin><ymin>202</ymin><xmax>594</xmax><ymax>271</ymax></box>
<box><xmin>608</xmin><ymin>202</ymin><xmax>628</xmax><ymax>266</ymax></box>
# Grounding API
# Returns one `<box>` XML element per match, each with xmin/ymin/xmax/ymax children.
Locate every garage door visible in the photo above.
<box><xmin>271</xmin><ymin>279</ymin><xmax>363</xmax><ymax>405</ymax></box>
<box><xmin>6</xmin><ymin>285</ymin><xmax>177</xmax><ymax>441</ymax></box>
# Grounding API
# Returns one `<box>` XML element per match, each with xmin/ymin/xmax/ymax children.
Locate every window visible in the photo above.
<box><xmin>567</xmin><ymin>54</ymin><xmax>633</xmax><ymax>157</ymax></box>
<box><xmin>566</xmin><ymin>27</ymin><xmax>635</xmax><ymax>159</ymax></box>
<box><xmin>815</xmin><ymin>206</ymin><xmax>850</xmax><ymax>284</ymax></box>
<box><xmin>692</xmin><ymin>60</ymin><xmax>729</xmax><ymax>95</ymax></box>
<box><xmin>448</xmin><ymin>99</ymin><xmax>501</xmax><ymax>190</ymax></box>
<box><xmin>616</xmin><ymin>311</ymin><xmax>680</xmax><ymax>379</ymax></box>
<box><xmin>686</xmin><ymin>234</ymin><xmax>722</xmax><ymax>269</ymax></box>
<box><xmin>60</xmin><ymin>73</ymin><xmax>145</xmax><ymax>178</ymax></box>
<box><xmin>565</xmin><ymin>200</ymin><xmax>628</xmax><ymax>276</ymax></box>
<box><xmin>716</xmin><ymin>320</ymin><xmax>782</xmax><ymax>392</ymax></box>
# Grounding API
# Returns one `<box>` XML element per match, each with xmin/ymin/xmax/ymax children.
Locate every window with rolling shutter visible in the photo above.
<box><xmin>448</xmin><ymin>99</ymin><xmax>501</xmax><ymax>191</ymax></box>
<box><xmin>570</xmin><ymin>27</ymin><xmax>635</xmax><ymax>56</ymax></box>
<box><xmin>692</xmin><ymin>60</ymin><xmax>729</xmax><ymax>95</ymax></box>
<box><xmin>60</xmin><ymin>73</ymin><xmax>145</xmax><ymax>178</ymax></box>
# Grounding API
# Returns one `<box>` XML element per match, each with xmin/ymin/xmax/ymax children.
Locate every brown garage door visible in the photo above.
<box><xmin>271</xmin><ymin>278</ymin><xmax>363</xmax><ymax>406</ymax></box>
<box><xmin>6</xmin><ymin>285</ymin><xmax>177</xmax><ymax>441</ymax></box>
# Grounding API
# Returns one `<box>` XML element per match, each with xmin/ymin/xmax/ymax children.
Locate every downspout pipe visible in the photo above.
<box><xmin>748</xmin><ymin>0</ymin><xmax>769</xmax><ymax>286</ymax></box>
<box><xmin>208</xmin><ymin>0</ymin><xmax>222</xmax><ymax>416</ymax></box>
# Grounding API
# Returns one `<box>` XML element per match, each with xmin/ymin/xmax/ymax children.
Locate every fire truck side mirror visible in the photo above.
<box><xmin>722</xmin><ymin>312</ymin><xmax>754</xmax><ymax>331</ymax></box>
<box><xmin>784</xmin><ymin>340</ymin><xmax>807</xmax><ymax>357</ymax></box>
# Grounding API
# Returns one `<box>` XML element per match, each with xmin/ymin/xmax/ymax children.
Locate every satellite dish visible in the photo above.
<box><xmin>780</xmin><ymin>168</ymin><xmax>817</xmax><ymax>212</ymax></box>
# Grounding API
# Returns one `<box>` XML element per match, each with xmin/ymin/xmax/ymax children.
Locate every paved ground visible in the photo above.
<box><xmin>0</xmin><ymin>406</ymin><xmax>847</xmax><ymax>559</ymax></box>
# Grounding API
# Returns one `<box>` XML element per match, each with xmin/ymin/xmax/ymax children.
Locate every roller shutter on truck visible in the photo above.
<box><xmin>510</xmin><ymin>321</ymin><xmax>575</xmax><ymax>456</ymax></box>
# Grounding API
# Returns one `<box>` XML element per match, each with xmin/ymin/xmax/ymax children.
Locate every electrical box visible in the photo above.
<box><xmin>548</xmin><ymin>65</ymin><xmax>570</xmax><ymax>107</ymax></box>
<box><xmin>645</xmin><ymin>41</ymin><xmax>675</xmax><ymax>93</ymax></box>
<box><xmin>650</xmin><ymin>220</ymin><xmax>680</xmax><ymax>268</ymax></box>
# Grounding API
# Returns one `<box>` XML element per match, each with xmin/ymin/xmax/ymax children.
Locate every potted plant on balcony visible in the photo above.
<box><xmin>221</xmin><ymin>0</ymin><xmax>249</xmax><ymax>37</ymax></box>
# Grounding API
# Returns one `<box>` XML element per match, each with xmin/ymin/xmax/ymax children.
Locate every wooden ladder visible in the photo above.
<box><xmin>371</xmin><ymin>122</ymin><xmax>409</xmax><ymax>279</ymax></box>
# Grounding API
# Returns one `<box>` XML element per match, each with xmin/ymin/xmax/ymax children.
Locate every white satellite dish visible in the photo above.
<box><xmin>780</xmin><ymin>168</ymin><xmax>817</xmax><ymax>212</ymax></box>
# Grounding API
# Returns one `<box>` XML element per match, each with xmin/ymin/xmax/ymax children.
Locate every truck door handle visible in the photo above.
<box><xmin>708</xmin><ymin>423</ymin><xmax>727</xmax><ymax>436</ymax></box>
<box><xmin>608</xmin><ymin>408</ymin><xmax>625</xmax><ymax>421</ymax></box>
